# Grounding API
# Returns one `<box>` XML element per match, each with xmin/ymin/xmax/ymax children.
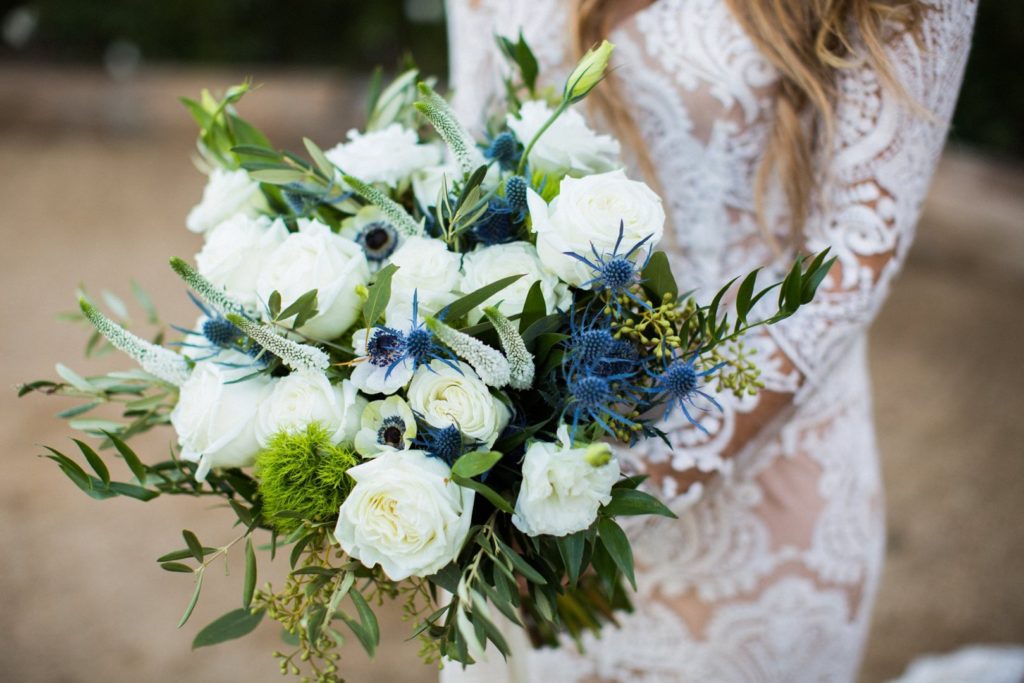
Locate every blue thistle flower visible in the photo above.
<box><xmin>202</xmin><ymin>317</ymin><xmax>241</xmax><ymax>346</ymax></box>
<box><xmin>355</xmin><ymin>221</ymin><xmax>399</xmax><ymax>263</ymax></box>
<box><xmin>421</xmin><ymin>423</ymin><xmax>464</xmax><ymax>467</ymax></box>
<box><xmin>472</xmin><ymin>197</ymin><xmax>519</xmax><ymax>246</ymax></box>
<box><xmin>504</xmin><ymin>175</ymin><xmax>528</xmax><ymax>211</ymax></box>
<box><xmin>484</xmin><ymin>131</ymin><xmax>521</xmax><ymax>170</ymax></box>
<box><xmin>651</xmin><ymin>353</ymin><xmax>725</xmax><ymax>434</ymax></box>
<box><xmin>564</xmin><ymin>221</ymin><xmax>655</xmax><ymax>311</ymax></box>
<box><xmin>367</xmin><ymin>291</ymin><xmax>459</xmax><ymax>379</ymax></box>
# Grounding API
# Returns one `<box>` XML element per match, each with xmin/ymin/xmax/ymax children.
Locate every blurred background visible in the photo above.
<box><xmin>1</xmin><ymin>1</ymin><xmax>1021</xmax><ymax>681</ymax></box>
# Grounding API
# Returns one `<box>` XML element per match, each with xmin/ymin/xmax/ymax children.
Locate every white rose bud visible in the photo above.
<box><xmin>195</xmin><ymin>214</ymin><xmax>288</xmax><ymax>309</ymax></box>
<box><xmin>257</xmin><ymin>219</ymin><xmax>370</xmax><ymax>340</ymax></box>
<box><xmin>512</xmin><ymin>426</ymin><xmax>620</xmax><ymax>537</ymax></box>
<box><xmin>506</xmin><ymin>100</ymin><xmax>620</xmax><ymax>176</ymax></box>
<box><xmin>170</xmin><ymin>352</ymin><xmax>275</xmax><ymax>481</ymax></box>
<box><xmin>255</xmin><ymin>371</ymin><xmax>365</xmax><ymax>448</ymax></box>
<box><xmin>186</xmin><ymin>168</ymin><xmax>266</xmax><ymax>235</ymax></box>
<box><xmin>385</xmin><ymin>236</ymin><xmax>461</xmax><ymax>322</ymax></box>
<box><xmin>334</xmin><ymin>449</ymin><xmax>474</xmax><ymax>580</ymax></box>
<box><xmin>326</xmin><ymin>123</ymin><xmax>443</xmax><ymax>189</ymax></box>
<box><xmin>460</xmin><ymin>242</ymin><xmax>571</xmax><ymax>324</ymax></box>
<box><xmin>406</xmin><ymin>360</ymin><xmax>510</xmax><ymax>449</ymax></box>
<box><xmin>528</xmin><ymin>169</ymin><xmax>665</xmax><ymax>287</ymax></box>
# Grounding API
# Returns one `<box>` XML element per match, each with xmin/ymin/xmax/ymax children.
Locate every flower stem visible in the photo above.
<box><xmin>516</xmin><ymin>99</ymin><xmax>569</xmax><ymax>176</ymax></box>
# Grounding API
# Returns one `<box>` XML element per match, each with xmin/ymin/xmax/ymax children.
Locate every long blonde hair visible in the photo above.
<box><xmin>571</xmin><ymin>0</ymin><xmax>926</xmax><ymax>236</ymax></box>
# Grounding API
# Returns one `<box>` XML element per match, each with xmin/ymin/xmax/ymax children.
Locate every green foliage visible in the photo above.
<box><xmin>193</xmin><ymin>608</ymin><xmax>265</xmax><ymax>649</ymax></box>
<box><xmin>255</xmin><ymin>423</ymin><xmax>359</xmax><ymax>533</ymax></box>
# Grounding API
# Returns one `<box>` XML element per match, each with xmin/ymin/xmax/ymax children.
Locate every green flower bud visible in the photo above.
<box><xmin>564</xmin><ymin>40</ymin><xmax>615</xmax><ymax>103</ymax></box>
<box><xmin>584</xmin><ymin>442</ymin><xmax>612</xmax><ymax>467</ymax></box>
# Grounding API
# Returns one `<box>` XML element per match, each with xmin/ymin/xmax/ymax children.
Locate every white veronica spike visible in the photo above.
<box><xmin>79</xmin><ymin>298</ymin><xmax>190</xmax><ymax>386</ymax></box>
<box><xmin>342</xmin><ymin>175</ymin><xmax>423</xmax><ymax>237</ymax></box>
<box><xmin>169</xmin><ymin>257</ymin><xmax>247</xmax><ymax>317</ymax></box>
<box><xmin>227</xmin><ymin>315</ymin><xmax>330</xmax><ymax>373</ymax></box>
<box><xmin>483</xmin><ymin>307</ymin><xmax>535</xmax><ymax>390</ymax></box>
<box><xmin>427</xmin><ymin>318</ymin><xmax>511</xmax><ymax>388</ymax></box>
<box><xmin>414</xmin><ymin>83</ymin><xmax>486</xmax><ymax>175</ymax></box>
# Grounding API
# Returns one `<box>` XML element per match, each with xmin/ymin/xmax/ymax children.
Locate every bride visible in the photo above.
<box><xmin>443</xmin><ymin>0</ymin><xmax>976</xmax><ymax>681</ymax></box>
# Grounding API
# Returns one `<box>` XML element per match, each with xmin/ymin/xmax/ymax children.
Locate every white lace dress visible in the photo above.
<box><xmin>442</xmin><ymin>1</ymin><xmax>977</xmax><ymax>681</ymax></box>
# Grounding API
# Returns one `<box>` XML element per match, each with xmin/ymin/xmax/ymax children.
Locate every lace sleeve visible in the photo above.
<box><xmin>630</xmin><ymin>0</ymin><xmax>977</xmax><ymax>503</ymax></box>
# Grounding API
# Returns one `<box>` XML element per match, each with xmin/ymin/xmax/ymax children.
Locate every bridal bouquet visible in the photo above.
<box><xmin>22</xmin><ymin>36</ymin><xmax>832</xmax><ymax>681</ymax></box>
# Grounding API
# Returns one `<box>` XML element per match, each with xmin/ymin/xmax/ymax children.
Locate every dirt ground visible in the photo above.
<box><xmin>1</xmin><ymin>66</ymin><xmax>1022</xmax><ymax>683</ymax></box>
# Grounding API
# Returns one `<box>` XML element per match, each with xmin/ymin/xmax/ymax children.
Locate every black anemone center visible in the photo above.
<box><xmin>378</xmin><ymin>416</ymin><xmax>407</xmax><ymax>447</ymax></box>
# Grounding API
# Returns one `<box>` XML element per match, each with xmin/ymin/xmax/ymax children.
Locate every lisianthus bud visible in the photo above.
<box><xmin>564</xmin><ymin>40</ymin><xmax>614</xmax><ymax>103</ymax></box>
<box><xmin>585</xmin><ymin>443</ymin><xmax>612</xmax><ymax>467</ymax></box>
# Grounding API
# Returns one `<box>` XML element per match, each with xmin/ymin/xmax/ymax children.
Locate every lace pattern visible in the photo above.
<box><xmin>443</xmin><ymin>0</ymin><xmax>976</xmax><ymax>680</ymax></box>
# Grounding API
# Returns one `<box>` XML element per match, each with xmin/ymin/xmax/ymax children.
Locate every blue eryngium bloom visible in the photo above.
<box><xmin>564</xmin><ymin>221</ymin><xmax>654</xmax><ymax>310</ymax></box>
<box><xmin>504</xmin><ymin>175</ymin><xmax>528</xmax><ymax>211</ymax></box>
<box><xmin>366</xmin><ymin>291</ymin><xmax>457</xmax><ymax>379</ymax></box>
<box><xmin>484</xmin><ymin>131</ymin><xmax>521</xmax><ymax>170</ymax></box>
<box><xmin>654</xmin><ymin>353</ymin><xmax>725</xmax><ymax>434</ymax></box>
<box><xmin>419</xmin><ymin>423</ymin><xmax>465</xmax><ymax>467</ymax></box>
<box><xmin>472</xmin><ymin>197</ymin><xmax>518</xmax><ymax>246</ymax></box>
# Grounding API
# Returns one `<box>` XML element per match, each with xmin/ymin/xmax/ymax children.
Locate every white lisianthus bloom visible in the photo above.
<box><xmin>255</xmin><ymin>371</ymin><xmax>365</xmax><ymax>448</ymax></box>
<box><xmin>407</xmin><ymin>360</ymin><xmax>510</xmax><ymax>448</ymax></box>
<box><xmin>506</xmin><ymin>100</ymin><xmax>620</xmax><ymax>176</ymax></box>
<box><xmin>528</xmin><ymin>169</ymin><xmax>665</xmax><ymax>287</ymax></box>
<box><xmin>334</xmin><ymin>449</ymin><xmax>474</xmax><ymax>581</ymax></box>
<box><xmin>326</xmin><ymin>123</ymin><xmax>443</xmax><ymax>189</ymax></box>
<box><xmin>460</xmin><ymin>242</ymin><xmax>571</xmax><ymax>323</ymax></box>
<box><xmin>385</xmin><ymin>236</ymin><xmax>461</xmax><ymax>322</ymax></box>
<box><xmin>411</xmin><ymin>163</ymin><xmax>458</xmax><ymax>209</ymax></box>
<box><xmin>186</xmin><ymin>168</ymin><xmax>266</xmax><ymax>235</ymax></box>
<box><xmin>256</xmin><ymin>219</ymin><xmax>370</xmax><ymax>340</ymax></box>
<box><xmin>354</xmin><ymin>395</ymin><xmax>417</xmax><ymax>456</ymax></box>
<box><xmin>195</xmin><ymin>214</ymin><xmax>288</xmax><ymax>309</ymax></box>
<box><xmin>512</xmin><ymin>426</ymin><xmax>620</xmax><ymax>537</ymax></box>
<box><xmin>349</xmin><ymin>327</ymin><xmax>414</xmax><ymax>396</ymax></box>
<box><xmin>170</xmin><ymin>352</ymin><xmax>275</xmax><ymax>481</ymax></box>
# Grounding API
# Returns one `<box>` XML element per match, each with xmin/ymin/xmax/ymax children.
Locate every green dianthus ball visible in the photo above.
<box><xmin>255</xmin><ymin>423</ymin><xmax>359</xmax><ymax>532</ymax></box>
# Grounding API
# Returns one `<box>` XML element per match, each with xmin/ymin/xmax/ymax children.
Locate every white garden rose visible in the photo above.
<box><xmin>512</xmin><ymin>426</ymin><xmax>620</xmax><ymax>537</ymax></box>
<box><xmin>334</xmin><ymin>449</ymin><xmax>474</xmax><ymax>580</ymax></box>
<box><xmin>195</xmin><ymin>214</ymin><xmax>288</xmax><ymax>309</ymax></box>
<box><xmin>506</xmin><ymin>99</ymin><xmax>620</xmax><ymax>176</ymax></box>
<box><xmin>170</xmin><ymin>352</ymin><xmax>275</xmax><ymax>481</ymax></box>
<box><xmin>407</xmin><ymin>360</ymin><xmax>510</xmax><ymax>448</ymax></box>
<box><xmin>385</xmin><ymin>236</ymin><xmax>461</xmax><ymax>322</ymax></box>
<box><xmin>186</xmin><ymin>168</ymin><xmax>266</xmax><ymax>235</ymax></box>
<box><xmin>460</xmin><ymin>242</ymin><xmax>571</xmax><ymax>323</ymax></box>
<box><xmin>528</xmin><ymin>169</ymin><xmax>665</xmax><ymax>287</ymax></box>
<box><xmin>255</xmin><ymin>371</ymin><xmax>365</xmax><ymax>448</ymax></box>
<box><xmin>256</xmin><ymin>219</ymin><xmax>370</xmax><ymax>340</ymax></box>
<box><xmin>326</xmin><ymin>123</ymin><xmax>443</xmax><ymax>188</ymax></box>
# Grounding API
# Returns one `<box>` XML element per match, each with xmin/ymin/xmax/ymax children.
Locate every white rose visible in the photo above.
<box><xmin>512</xmin><ymin>426</ymin><xmax>620</xmax><ymax>537</ymax></box>
<box><xmin>335</xmin><ymin>449</ymin><xmax>474</xmax><ymax>580</ymax></box>
<box><xmin>257</xmin><ymin>219</ymin><xmax>370</xmax><ymax>340</ymax></box>
<box><xmin>460</xmin><ymin>241</ymin><xmax>571</xmax><ymax>323</ymax></box>
<box><xmin>407</xmin><ymin>360</ymin><xmax>510</xmax><ymax>448</ymax></box>
<box><xmin>385</xmin><ymin>236</ymin><xmax>461</xmax><ymax>322</ymax></box>
<box><xmin>326</xmin><ymin>123</ymin><xmax>443</xmax><ymax>188</ymax></box>
<box><xmin>170</xmin><ymin>352</ymin><xmax>275</xmax><ymax>481</ymax></box>
<box><xmin>196</xmin><ymin>214</ymin><xmax>288</xmax><ymax>309</ymax></box>
<box><xmin>255</xmin><ymin>371</ymin><xmax>365</xmax><ymax>448</ymax></box>
<box><xmin>506</xmin><ymin>100</ymin><xmax>620</xmax><ymax>176</ymax></box>
<box><xmin>528</xmin><ymin>169</ymin><xmax>665</xmax><ymax>287</ymax></box>
<box><xmin>186</xmin><ymin>168</ymin><xmax>265</xmax><ymax>235</ymax></box>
